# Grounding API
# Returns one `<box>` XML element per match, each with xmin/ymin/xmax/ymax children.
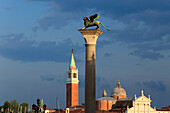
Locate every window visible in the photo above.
<box><xmin>73</xmin><ymin>73</ymin><xmax>77</xmax><ymax>78</ymax></box>
<box><xmin>117</xmin><ymin>96</ymin><xmax>119</xmax><ymax>99</ymax></box>
<box><xmin>68</xmin><ymin>73</ymin><xmax>71</xmax><ymax>78</ymax></box>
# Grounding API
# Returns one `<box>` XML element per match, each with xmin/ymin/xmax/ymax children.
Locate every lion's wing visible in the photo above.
<box><xmin>89</xmin><ymin>14</ymin><xmax>98</xmax><ymax>22</ymax></box>
<box><xmin>94</xmin><ymin>15</ymin><xmax>100</xmax><ymax>21</ymax></box>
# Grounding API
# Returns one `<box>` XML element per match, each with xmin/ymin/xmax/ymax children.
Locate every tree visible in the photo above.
<box><xmin>20</xmin><ymin>102</ymin><xmax>29</xmax><ymax>113</ymax></box>
<box><xmin>3</xmin><ymin>101</ymin><xmax>10</xmax><ymax>109</ymax></box>
<box><xmin>10</xmin><ymin>99</ymin><xmax>19</xmax><ymax>113</ymax></box>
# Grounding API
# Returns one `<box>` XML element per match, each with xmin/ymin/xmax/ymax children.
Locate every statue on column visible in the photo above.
<box><xmin>81</xmin><ymin>14</ymin><xmax>111</xmax><ymax>31</ymax></box>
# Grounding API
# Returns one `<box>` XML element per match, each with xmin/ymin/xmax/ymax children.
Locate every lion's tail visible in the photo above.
<box><xmin>100</xmin><ymin>22</ymin><xmax>111</xmax><ymax>31</ymax></box>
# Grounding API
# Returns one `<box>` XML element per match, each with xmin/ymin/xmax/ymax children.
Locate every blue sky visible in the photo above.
<box><xmin>0</xmin><ymin>0</ymin><xmax>170</xmax><ymax>109</ymax></box>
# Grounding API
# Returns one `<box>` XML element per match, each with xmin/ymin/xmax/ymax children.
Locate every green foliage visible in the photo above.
<box><xmin>10</xmin><ymin>99</ymin><xmax>19</xmax><ymax>113</ymax></box>
<box><xmin>2</xmin><ymin>100</ymin><xmax>30</xmax><ymax>113</ymax></box>
<box><xmin>20</xmin><ymin>102</ymin><xmax>29</xmax><ymax>113</ymax></box>
<box><xmin>3</xmin><ymin>100</ymin><xmax>10</xmax><ymax>109</ymax></box>
<box><xmin>3</xmin><ymin>99</ymin><xmax>19</xmax><ymax>113</ymax></box>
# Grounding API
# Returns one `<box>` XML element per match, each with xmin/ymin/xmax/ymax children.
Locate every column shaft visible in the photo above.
<box><xmin>85</xmin><ymin>44</ymin><xmax>96</xmax><ymax>113</ymax></box>
<box><xmin>78</xmin><ymin>29</ymin><xmax>103</xmax><ymax>113</ymax></box>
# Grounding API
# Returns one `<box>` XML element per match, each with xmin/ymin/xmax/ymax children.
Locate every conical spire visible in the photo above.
<box><xmin>103</xmin><ymin>89</ymin><xmax>107</xmax><ymax>97</ymax></box>
<box><xmin>116</xmin><ymin>80</ymin><xmax>121</xmax><ymax>88</ymax></box>
<box><xmin>41</xmin><ymin>99</ymin><xmax>44</xmax><ymax>108</ymax></box>
<box><xmin>69</xmin><ymin>49</ymin><xmax>76</xmax><ymax>70</ymax></box>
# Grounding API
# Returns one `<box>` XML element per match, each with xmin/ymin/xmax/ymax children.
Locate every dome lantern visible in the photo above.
<box><xmin>110</xmin><ymin>80</ymin><xmax>127</xmax><ymax>99</ymax></box>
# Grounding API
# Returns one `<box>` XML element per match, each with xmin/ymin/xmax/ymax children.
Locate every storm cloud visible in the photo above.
<box><xmin>27</xmin><ymin>0</ymin><xmax>170</xmax><ymax>60</ymax></box>
<box><xmin>0</xmin><ymin>0</ymin><xmax>170</xmax><ymax>108</ymax></box>
<box><xmin>0</xmin><ymin>33</ymin><xmax>82</xmax><ymax>62</ymax></box>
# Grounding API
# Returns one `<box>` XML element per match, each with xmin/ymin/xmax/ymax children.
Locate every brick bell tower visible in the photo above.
<box><xmin>66</xmin><ymin>49</ymin><xmax>79</xmax><ymax>108</ymax></box>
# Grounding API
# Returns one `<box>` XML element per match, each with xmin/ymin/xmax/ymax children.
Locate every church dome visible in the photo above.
<box><xmin>110</xmin><ymin>80</ymin><xmax>126</xmax><ymax>99</ymax></box>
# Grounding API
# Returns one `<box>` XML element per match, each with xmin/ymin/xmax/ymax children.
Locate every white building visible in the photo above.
<box><xmin>126</xmin><ymin>90</ymin><xmax>170</xmax><ymax>113</ymax></box>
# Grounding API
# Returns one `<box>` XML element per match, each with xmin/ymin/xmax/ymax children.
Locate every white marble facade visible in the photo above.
<box><xmin>126</xmin><ymin>91</ymin><xmax>169</xmax><ymax>113</ymax></box>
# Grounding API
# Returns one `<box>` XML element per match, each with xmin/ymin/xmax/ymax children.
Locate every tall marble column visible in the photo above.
<box><xmin>78</xmin><ymin>29</ymin><xmax>103</xmax><ymax>113</ymax></box>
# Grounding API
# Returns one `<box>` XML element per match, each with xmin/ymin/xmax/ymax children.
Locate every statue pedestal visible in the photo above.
<box><xmin>78</xmin><ymin>29</ymin><xmax>103</xmax><ymax>113</ymax></box>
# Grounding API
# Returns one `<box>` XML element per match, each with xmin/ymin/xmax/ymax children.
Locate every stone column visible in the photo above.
<box><xmin>78</xmin><ymin>29</ymin><xmax>103</xmax><ymax>113</ymax></box>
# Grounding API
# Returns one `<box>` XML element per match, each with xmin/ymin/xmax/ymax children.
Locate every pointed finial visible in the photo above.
<box><xmin>116</xmin><ymin>80</ymin><xmax>121</xmax><ymax>88</ymax></box>
<box><xmin>135</xmin><ymin>94</ymin><xmax>136</xmax><ymax>99</ymax></box>
<box><xmin>72</xmin><ymin>49</ymin><xmax>74</xmax><ymax>53</ymax></box>
<box><xmin>141</xmin><ymin>90</ymin><xmax>144</xmax><ymax>96</ymax></box>
<box><xmin>103</xmin><ymin>89</ymin><xmax>107</xmax><ymax>97</ymax></box>
<box><xmin>148</xmin><ymin>95</ymin><xmax>150</xmax><ymax>100</ymax></box>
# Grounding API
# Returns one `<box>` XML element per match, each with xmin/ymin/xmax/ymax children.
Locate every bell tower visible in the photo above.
<box><xmin>66</xmin><ymin>49</ymin><xmax>79</xmax><ymax>108</ymax></box>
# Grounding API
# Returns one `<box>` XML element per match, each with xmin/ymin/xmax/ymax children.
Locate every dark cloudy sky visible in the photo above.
<box><xmin>0</xmin><ymin>0</ymin><xmax>170</xmax><ymax>109</ymax></box>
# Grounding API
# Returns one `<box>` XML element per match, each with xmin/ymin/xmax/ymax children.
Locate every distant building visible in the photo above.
<box><xmin>66</xmin><ymin>50</ymin><xmax>79</xmax><ymax>108</ymax></box>
<box><xmin>96</xmin><ymin>82</ymin><xmax>170</xmax><ymax>113</ymax></box>
<box><xmin>157</xmin><ymin>105</ymin><xmax>170</xmax><ymax>113</ymax></box>
<box><xmin>44</xmin><ymin>50</ymin><xmax>169</xmax><ymax>113</ymax></box>
<box><xmin>45</xmin><ymin>109</ymin><xmax>65</xmax><ymax>113</ymax></box>
<box><xmin>96</xmin><ymin>81</ymin><xmax>127</xmax><ymax>110</ymax></box>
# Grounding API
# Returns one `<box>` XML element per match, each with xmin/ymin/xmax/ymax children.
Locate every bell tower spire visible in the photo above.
<box><xmin>66</xmin><ymin>49</ymin><xmax>79</xmax><ymax>108</ymax></box>
<box><xmin>69</xmin><ymin>49</ymin><xmax>76</xmax><ymax>70</ymax></box>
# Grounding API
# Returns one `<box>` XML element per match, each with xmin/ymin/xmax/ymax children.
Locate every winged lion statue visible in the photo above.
<box><xmin>81</xmin><ymin>14</ymin><xmax>110</xmax><ymax>31</ymax></box>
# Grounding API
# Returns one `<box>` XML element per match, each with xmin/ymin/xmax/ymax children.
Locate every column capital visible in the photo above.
<box><xmin>78</xmin><ymin>29</ymin><xmax>103</xmax><ymax>45</ymax></box>
<box><xmin>78</xmin><ymin>29</ymin><xmax>103</xmax><ymax>36</ymax></box>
